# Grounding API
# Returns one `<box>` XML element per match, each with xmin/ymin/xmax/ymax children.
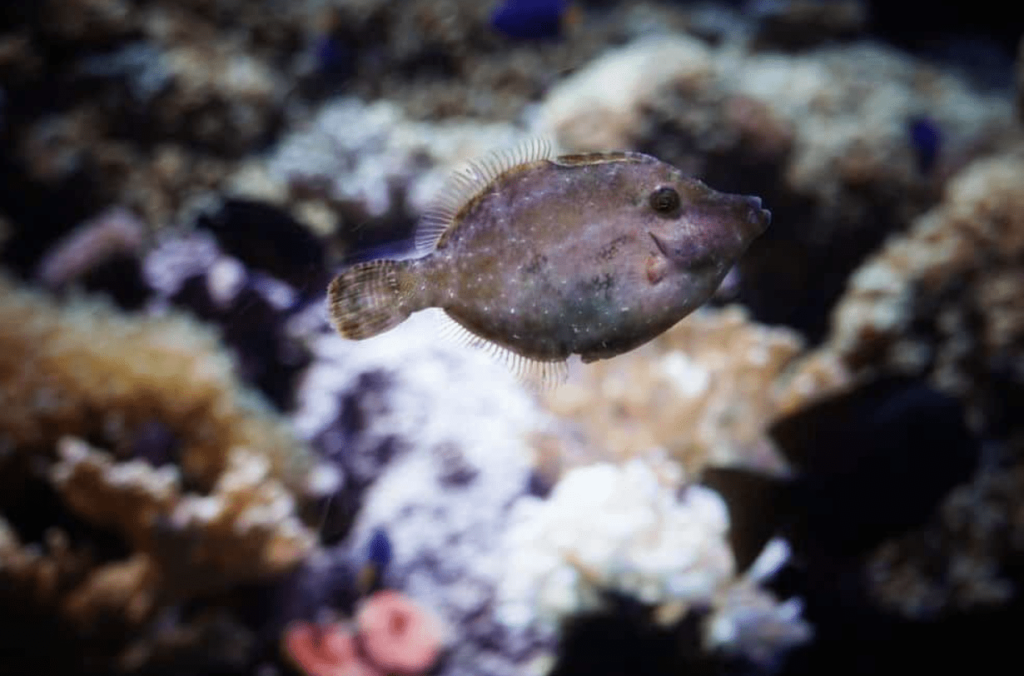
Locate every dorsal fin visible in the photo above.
<box><xmin>415</xmin><ymin>138</ymin><xmax>554</xmax><ymax>256</ymax></box>
<box><xmin>551</xmin><ymin>151</ymin><xmax>650</xmax><ymax>167</ymax></box>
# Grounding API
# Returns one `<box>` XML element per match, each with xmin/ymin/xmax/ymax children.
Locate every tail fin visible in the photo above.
<box><xmin>327</xmin><ymin>260</ymin><xmax>413</xmax><ymax>339</ymax></box>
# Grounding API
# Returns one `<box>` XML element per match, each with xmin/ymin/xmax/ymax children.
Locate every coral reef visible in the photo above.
<box><xmin>0</xmin><ymin>275</ymin><xmax>314</xmax><ymax>491</ymax></box>
<box><xmin>0</xmin><ymin>275</ymin><xmax>321</xmax><ymax>672</ymax></box>
<box><xmin>2</xmin><ymin>0</ymin><xmax>1023</xmax><ymax>674</ymax></box>
<box><xmin>285</xmin><ymin>620</ymin><xmax>382</xmax><ymax>676</ymax></box>
<box><xmin>282</xmin><ymin>590</ymin><xmax>446</xmax><ymax>676</ymax></box>
<box><xmin>542</xmin><ymin>305</ymin><xmax>850</xmax><ymax>476</ymax></box>
<box><xmin>825</xmin><ymin>147</ymin><xmax>1024</xmax><ymax>618</ymax></box>
<box><xmin>829</xmin><ymin>146</ymin><xmax>1024</xmax><ymax>415</ymax></box>
<box><xmin>291</xmin><ymin>314</ymin><xmax>560</xmax><ymax>676</ymax></box>
<box><xmin>265</xmin><ymin>96</ymin><xmax>534</xmax><ymax>234</ymax></box>
<box><xmin>496</xmin><ymin>460</ymin><xmax>812</xmax><ymax>664</ymax></box>
<box><xmin>356</xmin><ymin>590</ymin><xmax>448</xmax><ymax>675</ymax></box>
<box><xmin>52</xmin><ymin>437</ymin><xmax>314</xmax><ymax>599</ymax></box>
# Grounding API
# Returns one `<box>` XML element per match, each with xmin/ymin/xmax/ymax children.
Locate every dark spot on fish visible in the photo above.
<box><xmin>597</xmin><ymin>235</ymin><xmax>631</xmax><ymax>262</ymax></box>
<box><xmin>584</xmin><ymin>272</ymin><xmax>616</xmax><ymax>300</ymax></box>
<box><xmin>524</xmin><ymin>253</ymin><xmax>549</xmax><ymax>274</ymax></box>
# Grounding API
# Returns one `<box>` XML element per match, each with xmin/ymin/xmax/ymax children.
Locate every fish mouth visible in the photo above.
<box><xmin>744</xmin><ymin>195</ymin><xmax>771</xmax><ymax>236</ymax></box>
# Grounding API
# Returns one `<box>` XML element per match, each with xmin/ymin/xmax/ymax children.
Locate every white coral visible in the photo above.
<box><xmin>496</xmin><ymin>460</ymin><xmax>735</xmax><ymax>631</ymax></box>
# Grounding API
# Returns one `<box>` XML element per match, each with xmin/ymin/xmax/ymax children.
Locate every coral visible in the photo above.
<box><xmin>34</xmin><ymin>206</ymin><xmax>146</xmax><ymax>289</ymax></box>
<box><xmin>0</xmin><ymin>274</ymin><xmax>315</xmax><ymax>492</ymax></box>
<box><xmin>495</xmin><ymin>460</ymin><xmax>812</xmax><ymax>664</ymax></box>
<box><xmin>497</xmin><ymin>459</ymin><xmax>735</xmax><ymax>629</ymax></box>
<box><xmin>542</xmin><ymin>305</ymin><xmax>849</xmax><ymax>477</ymax></box>
<box><xmin>865</xmin><ymin>459</ymin><xmax>1020</xmax><ymax>617</ymax></box>
<box><xmin>356</xmin><ymin>590</ymin><xmax>448</xmax><ymax>675</ymax></box>
<box><xmin>704</xmin><ymin>539</ymin><xmax>813</xmax><ymax>665</ymax></box>
<box><xmin>0</xmin><ymin>432</ymin><xmax>315</xmax><ymax>670</ymax></box>
<box><xmin>820</xmin><ymin>147</ymin><xmax>1024</xmax><ymax>618</ymax></box>
<box><xmin>0</xmin><ymin>272</ymin><xmax>327</xmax><ymax>672</ymax></box>
<box><xmin>290</xmin><ymin>313</ymin><xmax>560</xmax><ymax>676</ymax></box>
<box><xmin>539</xmin><ymin>36</ymin><xmax>716</xmax><ymax>150</ymax></box>
<box><xmin>284</xmin><ymin>620</ymin><xmax>382</xmax><ymax>676</ymax></box>
<box><xmin>267</xmin><ymin>96</ymin><xmax>534</xmax><ymax>226</ymax></box>
<box><xmin>282</xmin><ymin>590</ymin><xmax>445</xmax><ymax>676</ymax></box>
<box><xmin>748</xmin><ymin>0</ymin><xmax>866</xmax><ymax>49</ymax></box>
<box><xmin>141</xmin><ymin>228</ymin><xmax>319</xmax><ymax>409</ymax></box>
<box><xmin>829</xmin><ymin>146</ymin><xmax>1024</xmax><ymax>409</ymax></box>
<box><xmin>52</xmin><ymin>437</ymin><xmax>315</xmax><ymax>598</ymax></box>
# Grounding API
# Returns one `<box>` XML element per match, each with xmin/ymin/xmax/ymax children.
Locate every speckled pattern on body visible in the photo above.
<box><xmin>328</xmin><ymin>144</ymin><xmax>769</xmax><ymax>383</ymax></box>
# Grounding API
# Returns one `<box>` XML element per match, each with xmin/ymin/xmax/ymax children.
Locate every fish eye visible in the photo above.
<box><xmin>649</xmin><ymin>187</ymin><xmax>680</xmax><ymax>215</ymax></box>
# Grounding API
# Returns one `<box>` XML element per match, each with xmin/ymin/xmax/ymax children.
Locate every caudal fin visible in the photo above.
<box><xmin>328</xmin><ymin>260</ymin><xmax>413</xmax><ymax>339</ymax></box>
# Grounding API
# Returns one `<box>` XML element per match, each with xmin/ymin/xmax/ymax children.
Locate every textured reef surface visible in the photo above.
<box><xmin>1</xmin><ymin>1</ymin><xmax>1022</xmax><ymax>675</ymax></box>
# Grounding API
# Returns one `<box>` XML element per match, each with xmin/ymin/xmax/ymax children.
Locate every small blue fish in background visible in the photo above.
<box><xmin>490</xmin><ymin>0</ymin><xmax>580</xmax><ymax>40</ymax></box>
<box><xmin>312</xmin><ymin>34</ymin><xmax>352</xmax><ymax>76</ymax></box>
<box><xmin>907</xmin><ymin>115</ymin><xmax>942</xmax><ymax>175</ymax></box>
<box><xmin>357</xmin><ymin>527</ymin><xmax>393</xmax><ymax>594</ymax></box>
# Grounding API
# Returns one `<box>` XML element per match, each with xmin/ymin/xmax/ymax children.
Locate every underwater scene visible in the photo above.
<box><xmin>0</xmin><ymin>1</ymin><xmax>1022</xmax><ymax>674</ymax></box>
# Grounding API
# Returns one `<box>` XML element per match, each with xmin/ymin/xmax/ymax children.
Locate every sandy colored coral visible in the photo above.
<box><xmin>542</xmin><ymin>305</ymin><xmax>849</xmax><ymax>477</ymax></box>
<box><xmin>822</xmin><ymin>147</ymin><xmax>1024</xmax><ymax>618</ymax></box>
<box><xmin>539</xmin><ymin>36</ymin><xmax>716</xmax><ymax>151</ymax></box>
<box><xmin>829</xmin><ymin>146</ymin><xmax>1024</xmax><ymax>404</ymax></box>
<box><xmin>0</xmin><ymin>275</ymin><xmax>313</xmax><ymax>492</ymax></box>
<box><xmin>51</xmin><ymin>437</ymin><xmax>315</xmax><ymax>599</ymax></box>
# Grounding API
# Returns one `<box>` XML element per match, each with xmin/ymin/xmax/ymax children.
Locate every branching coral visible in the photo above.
<box><xmin>0</xmin><ymin>275</ymin><xmax>315</xmax><ymax>492</ymax></box>
<box><xmin>51</xmin><ymin>437</ymin><xmax>315</xmax><ymax>599</ymax></box>
<box><xmin>495</xmin><ymin>460</ymin><xmax>812</xmax><ymax>665</ymax></box>
<box><xmin>0</xmin><ymin>276</ymin><xmax>321</xmax><ymax>671</ymax></box>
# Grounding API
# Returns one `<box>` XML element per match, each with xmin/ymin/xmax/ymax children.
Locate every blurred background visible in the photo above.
<box><xmin>1</xmin><ymin>1</ymin><xmax>1022</xmax><ymax>675</ymax></box>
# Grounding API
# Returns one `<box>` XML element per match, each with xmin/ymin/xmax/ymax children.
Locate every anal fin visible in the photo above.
<box><xmin>436</xmin><ymin>309</ymin><xmax>568</xmax><ymax>390</ymax></box>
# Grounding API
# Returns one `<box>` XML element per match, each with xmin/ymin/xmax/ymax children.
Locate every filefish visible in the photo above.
<box><xmin>327</xmin><ymin>141</ymin><xmax>770</xmax><ymax>386</ymax></box>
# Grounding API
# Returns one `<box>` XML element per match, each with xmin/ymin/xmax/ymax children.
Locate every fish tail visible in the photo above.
<box><xmin>328</xmin><ymin>260</ymin><xmax>416</xmax><ymax>339</ymax></box>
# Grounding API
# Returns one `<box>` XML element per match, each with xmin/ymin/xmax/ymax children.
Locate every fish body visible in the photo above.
<box><xmin>328</xmin><ymin>144</ymin><xmax>769</xmax><ymax>384</ymax></box>
<box><xmin>490</xmin><ymin>0</ymin><xmax>572</xmax><ymax>40</ymax></box>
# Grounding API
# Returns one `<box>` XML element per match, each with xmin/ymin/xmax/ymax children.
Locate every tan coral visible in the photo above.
<box><xmin>50</xmin><ymin>437</ymin><xmax>315</xmax><ymax>599</ymax></box>
<box><xmin>829</xmin><ymin>147</ymin><xmax>1024</xmax><ymax>399</ymax></box>
<box><xmin>542</xmin><ymin>305</ymin><xmax>849</xmax><ymax>477</ymax></box>
<box><xmin>0</xmin><ymin>276</ymin><xmax>313</xmax><ymax>492</ymax></box>
<box><xmin>824</xmin><ymin>147</ymin><xmax>1024</xmax><ymax>618</ymax></box>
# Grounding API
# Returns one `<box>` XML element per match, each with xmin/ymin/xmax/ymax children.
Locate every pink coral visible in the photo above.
<box><xmin>283</xmin><ymin>621</ymin><xmax>381</xmax><ymax>676</ymax></box>
<box><xmin>356</xmin><ymin>591</ymin><xmax>447</xmax><ymax>675</ymax></box>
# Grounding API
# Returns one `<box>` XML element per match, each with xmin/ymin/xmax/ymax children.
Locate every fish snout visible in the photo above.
<box><xmin>742</xmin><ymin>195</ymin><xmax>771</xmax><ymax>238</ymax></box>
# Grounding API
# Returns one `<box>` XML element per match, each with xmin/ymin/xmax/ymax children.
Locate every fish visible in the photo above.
<box><xmin>490</xmin><ymin>0</ymin><xmax>578</xmax><ymax>40</ymax></box>
<box><xmin>327</xmin><ymin>141</ymin><xmax>770</xmax><ymax>386</ymax></box>
<box><xmin>907</xmin><ymin>115</ymin><xmax>941</xmax><ymax>175</ymax></box>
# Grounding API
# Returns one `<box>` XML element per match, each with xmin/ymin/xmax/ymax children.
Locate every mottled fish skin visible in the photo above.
<box><xmin>328</xmin><ymin>148</ymin><xmax>769</xmax><ymax>381</ymax></box>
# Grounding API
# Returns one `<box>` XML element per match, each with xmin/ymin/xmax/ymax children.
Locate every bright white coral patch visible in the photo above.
<box><xmin>496</xmin><ymin>460</ymin><xmax>735</xmax><ymax>631</ymax></box>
